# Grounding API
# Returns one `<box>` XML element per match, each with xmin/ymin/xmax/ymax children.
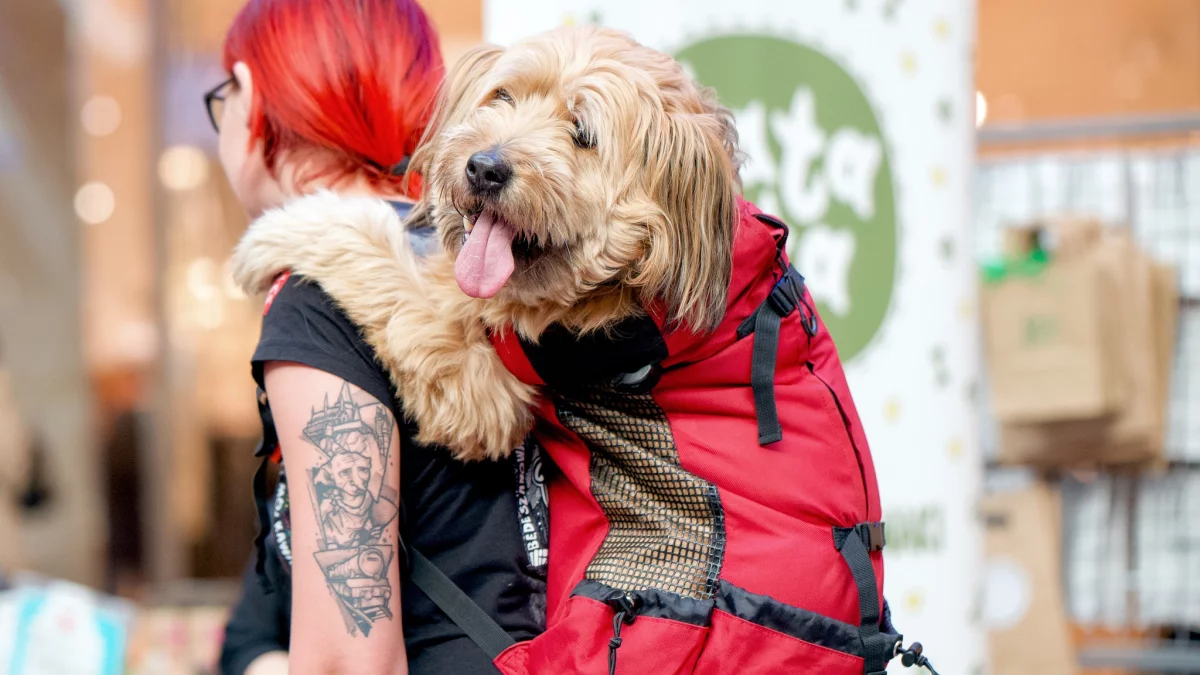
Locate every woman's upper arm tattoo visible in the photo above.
<box><xmin>299</xmin><ymin>382</ymin><xmax>399</xmax><ymax>637</ymax></box>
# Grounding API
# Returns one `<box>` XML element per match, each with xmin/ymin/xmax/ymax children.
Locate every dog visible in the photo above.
<box><xmin>234</xmin><ymin>26</ymin><xmax>892</xmax><ymax>673</ymax></box>
<box><xmin>233</xmin><ymin>25</ymin><xmax>741</xmax><ymax>461</ymax></box>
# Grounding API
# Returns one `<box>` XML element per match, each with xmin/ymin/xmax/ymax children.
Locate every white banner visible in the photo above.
<box><xmin>484</xmin><ymin>3</ymin><xmax>984</xmax><ymax>672</ymax></box>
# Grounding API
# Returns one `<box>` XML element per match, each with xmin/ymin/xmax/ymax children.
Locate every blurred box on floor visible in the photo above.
<box><xmin>0</xmin><ymin>575</ymin><xmax>134</xmax><ymax>675</ymax></box>
<box><xmin>124</xmin><ymin>604</ymin><xmax>228</xmax><ymax>675</ymax></box>
<box><xmin>0</xmin><ymin>571</ymin><xmax>234</xmax><ymax>675</ymax></box>
<box><xmin>981</xmin><ymin>218</ymin><xmax>1179</xmax><ymax>469</ymax></box>
<box><xmin>982</xmin><ymin>483</ymin><xmax>1079</xmax><ymax>675</ymax></box>
<box><xmin>124</xmin><ymin>578</ymin><xmax>238</xmax><ymax>675</ymax></box>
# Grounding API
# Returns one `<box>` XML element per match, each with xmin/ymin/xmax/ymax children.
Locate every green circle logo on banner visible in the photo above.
<box><xmin>676</xmin><ymin>35</ymin><xmax>897</xmax><ymax>362</ymax></box>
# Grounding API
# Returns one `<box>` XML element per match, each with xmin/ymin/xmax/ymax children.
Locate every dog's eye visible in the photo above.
<box><xmin>494</xmin><ymin>88</ymin><xmax>514</xmax><ymax>105</ymax></box>
<box><xmin>573</xmin><ymin>119</ymin><xmax>595</xmax><ymax>149</ymax></box>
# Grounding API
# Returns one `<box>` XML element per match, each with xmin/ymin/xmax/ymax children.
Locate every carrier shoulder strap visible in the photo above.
<box><xmin>409</xmin><ymin>549</ymin><xmax>516</xmax><ymax>661</ymax></box>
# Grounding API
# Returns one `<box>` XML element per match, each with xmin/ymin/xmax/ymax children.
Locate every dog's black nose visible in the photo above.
<box><xmin>465</xmin><ymin>149</ymin><xmax>512</xmax><ymax>194</ymax></box>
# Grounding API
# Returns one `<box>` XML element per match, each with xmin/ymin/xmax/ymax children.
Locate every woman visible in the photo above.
<box><xmin>211</xmin><ymin>2</ymin><xmax>546</xmax><ymax>673</ymax></box>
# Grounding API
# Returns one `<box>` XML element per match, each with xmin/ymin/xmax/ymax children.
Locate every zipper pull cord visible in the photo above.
<box><xmin>604</xmin><ymin>592</ymin><xmax>639</xmax><ymax>675</ymax></box>
<box><xmin>608</xmin><ymin>610</ymin><xmax>627</xmax><ymax>675</ymax></box>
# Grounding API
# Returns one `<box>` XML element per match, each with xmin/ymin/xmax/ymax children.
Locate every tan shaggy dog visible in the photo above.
<box><xmin>232</xmin><ymin>26</ymin><xmax>742</xmax><ymax>461</ymax></box>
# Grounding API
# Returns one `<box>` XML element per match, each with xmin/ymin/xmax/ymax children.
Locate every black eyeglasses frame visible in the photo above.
<box><xmin>204</xmin><ymin>77</ymin><xmax>235</xmax><ymax>132</ymax></box>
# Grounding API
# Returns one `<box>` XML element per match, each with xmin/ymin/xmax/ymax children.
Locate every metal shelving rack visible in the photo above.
<box><xmin>976</xmin><ymin>114</ymin><xmax>1200</xmax><ymax>674</ymax></box>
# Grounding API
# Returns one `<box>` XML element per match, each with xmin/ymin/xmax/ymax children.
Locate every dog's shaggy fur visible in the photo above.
<box><xmin>232</xmin><ymin>26</ymin><xmax>742</xmax><ymax>461</ymax></box>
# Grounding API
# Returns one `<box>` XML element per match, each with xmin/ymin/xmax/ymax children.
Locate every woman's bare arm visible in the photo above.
<box><xmin>263</xmin><ymin>361</ymin><xmax>406</xmax><ymax>675</ymax></box>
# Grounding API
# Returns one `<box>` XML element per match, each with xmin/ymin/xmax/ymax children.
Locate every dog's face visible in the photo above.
<box><xmin>424</xmin><ymin>27</ymin><xmax>740</xmax><ymax>333</ymax></box>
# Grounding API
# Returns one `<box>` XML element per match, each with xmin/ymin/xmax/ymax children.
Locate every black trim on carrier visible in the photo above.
<box><xmin>714</xmin><ymin>581</ymin><xmax>864</xmax><ymax>656</ymax></box>
<box><xmin>519</xmin><ymin>314</ymin><xmax>668</xmax><ymax>393</ymax></box>
<box><xmin>570</xmin><ymin>578</ymin><xmax>874</xmax><ymax>659</ymax></box>
<box><xmin>573</xmin><ymin>580</ymin><xmax>713</xmax><ymax>627</ymax></box>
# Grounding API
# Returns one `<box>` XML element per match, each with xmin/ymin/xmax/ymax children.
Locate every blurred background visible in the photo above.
<box><xmin>0</xmin><ymin>0</ymin><xmax>1197</xmax><ymax>673</ymax></box>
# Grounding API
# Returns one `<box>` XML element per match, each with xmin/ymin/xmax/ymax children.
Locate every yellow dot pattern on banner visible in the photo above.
<box><xmin>958</xmin><ymin>298</ymin><xmax>974</xmax><ymax>319</ymax></box>
<box><xmin>934</xmin><ymin>18</ymin><xmax>950</xmax><ymax>39</ymax></box>
<box><xmin>901</xmin><ymin>52</ymin><xmax>917</xmax><ymax>74</ymax></box>
<box><xmin>905</xmin><ymin>590</ymin><xmax>924</xmax><ymax>613</ymax></box>
<box><xmin>884</xmin><ymin>399</ymin><xmax>901</xmax><ymax>423</ymax></box>
<box><xmin>932</xmin><ymin>167</ymin><xmax>947</xmax><ymax>186</ymax></box>
<box><xmin>948</xmin><ymin>438</ymin><xmax>964</xmax><ymax>460</ymax></box>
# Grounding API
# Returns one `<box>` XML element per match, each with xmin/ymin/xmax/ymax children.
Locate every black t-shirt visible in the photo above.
<box><xmin>242</xmin><ymin>213</ymin><xmax>548</xmax><ymax>673</ymax></box>
<box><xmin>220</xmin><ymin>553</ymin><xmax>289</xmax><ymax>675</ymax></box>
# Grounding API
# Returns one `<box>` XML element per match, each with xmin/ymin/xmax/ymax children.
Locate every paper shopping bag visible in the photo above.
<box><xmin>982</xmin><ymin>484</ymin><xmax>1079</xmax><ymax>675</ymax></box>
<box><xmin>995</xmin><ymin>229</ymin><xmax>1171</xmax><ymax>468</ymax></box>
<box><xmin>982</xmin><ymin>220</ymin><xmax>1126</xmax><ymax>425</ymax></box>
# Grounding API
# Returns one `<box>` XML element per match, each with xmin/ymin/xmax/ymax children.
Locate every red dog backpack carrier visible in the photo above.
<box><xmin>470</xmin><ymin>199</ymin><xmax>903</xmax><ymax>675</ymax></box>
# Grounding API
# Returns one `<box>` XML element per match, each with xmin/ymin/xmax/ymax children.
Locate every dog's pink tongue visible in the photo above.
<box><xmin>454</xmin><ymin>211</ymin><xmax>516</xmax><ymax>298</ymax></box>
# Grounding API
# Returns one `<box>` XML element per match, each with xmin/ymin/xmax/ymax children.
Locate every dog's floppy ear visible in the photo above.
<box><xmin>409</xmin><ymin>43</ymin><xmax>505</xmax><ymax>185</ymax></box>
<box><xmin>637</xmin><ymin>87</ymin><xmax>739</xmax><ymax>333</ymax></box>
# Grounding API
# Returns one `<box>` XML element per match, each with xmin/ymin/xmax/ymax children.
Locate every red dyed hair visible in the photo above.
<box><xmin>222</xmin><ymin>0</ymin><xmax>444</xmax><ymax>197</ymax></box>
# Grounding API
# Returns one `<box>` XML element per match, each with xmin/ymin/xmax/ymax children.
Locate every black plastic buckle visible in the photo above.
<box><xmin>735</xmin><ymin>265</ymin><xmax>818</xmax><ymax>340</ymax></box>
<box><xmin>857</xmin><ymin>522</ymin><xmax>887</xmax><ymax>552</ymax></box>
<box><xmin>768</xmin><ymin>273</ymin><xmax>799</xmax><ymax>317</ymax></box>
<box><xmin>778</xmin><ymin>268</ymin><xmax>820</xmax><ymax>338</ymax></box>
<box><xmin>786</xmin><ymin>269</ymin><xmax>820</xmax><ymax>338</ymax></box>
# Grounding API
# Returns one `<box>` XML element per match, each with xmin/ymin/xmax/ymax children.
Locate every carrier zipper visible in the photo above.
<box><xmin>807</xmin><ymin>362</ymin><xmax>872</xmax><ymax>520</ymax></box>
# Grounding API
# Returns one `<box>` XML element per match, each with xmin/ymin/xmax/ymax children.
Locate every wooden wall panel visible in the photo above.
<box><xmin>977</xmin><ymin>0</ymin><xmax>1200</xmax><ymax>123</ymax></box>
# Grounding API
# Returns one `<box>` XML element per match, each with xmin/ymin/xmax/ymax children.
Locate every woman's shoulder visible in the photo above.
<box><xmin>252</xmin><ymin>271</ymin><xmax>396</xmax><ymax>408</ymax></box>
<box><xmin>257</xmin><ymin>271</ymin><xmax>359</xmax><ymax>349</ymax></box>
